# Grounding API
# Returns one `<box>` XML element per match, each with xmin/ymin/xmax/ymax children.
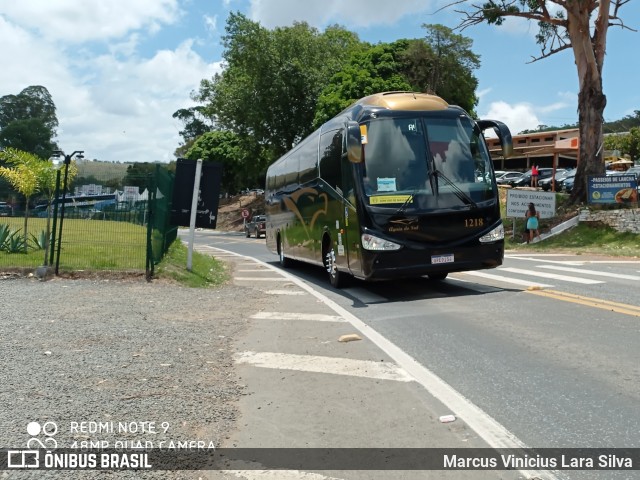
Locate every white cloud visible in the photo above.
<box><xmin>0</xmin><ymin>3</ymin><xmax>221</xmax><ymax>163</ymax></box>
<box><xmin>0</xmin><ymin>0</ymin><xmax>182</xmax><ymax>43</ymax></box>
<box><xmin>482</xmin><ymin>101</ymin><xmax>542</xmax><ymax>135</ymax></box>
<box><xmin>248</xmin><ymin>0</ymin><xmax>435</xmax><ymax>28</ymax></box>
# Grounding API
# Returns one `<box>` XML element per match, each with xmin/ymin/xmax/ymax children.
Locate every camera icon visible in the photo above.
<box><xmin>26</xmin><ymin>421</ymin><xmax>58</xmax><ymax>449</ymax></box>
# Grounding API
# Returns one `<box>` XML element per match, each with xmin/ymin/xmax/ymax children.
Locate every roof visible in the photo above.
<box><xmin>355</xmin><ymin>91</ymin><xmax>449</xmax><ymax>111</ymax></box>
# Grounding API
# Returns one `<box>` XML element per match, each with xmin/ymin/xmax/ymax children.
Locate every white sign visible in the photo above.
<box><xmin>506</xmin><ymin>190</ymin><xmax>556</xmax><ymax>218</ymax></box>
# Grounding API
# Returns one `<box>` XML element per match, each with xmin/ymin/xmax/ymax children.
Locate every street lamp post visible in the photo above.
<box><xmin>51</xmin><ymin>149</ymin><xmax>83</xmax><ymax>275</ymax></box>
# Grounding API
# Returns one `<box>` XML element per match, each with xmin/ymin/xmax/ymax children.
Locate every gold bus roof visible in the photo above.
<box><xmin>355</xmin><ymin>91</ymin><xmax>449</xmax><ymax>111</ymax></box>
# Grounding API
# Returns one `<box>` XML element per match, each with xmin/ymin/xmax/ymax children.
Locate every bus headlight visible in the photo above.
<box><xmin>479</xmin><ymin>223</ymin><xmax>504</xmax><ymax>243</ymax></box>
<box><xmin>361</xmin><ymin>233</ymin><xmax>402</xmax><ymax>251</ymax></box>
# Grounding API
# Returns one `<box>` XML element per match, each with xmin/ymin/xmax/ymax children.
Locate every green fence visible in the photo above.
<box><xmin>0</xmin><ymin>162</ymin><xmax>176</xmax><ymax>275</ymax></box>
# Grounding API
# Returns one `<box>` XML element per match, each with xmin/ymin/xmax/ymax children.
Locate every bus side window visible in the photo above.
<box><xmin>319</xmin><ymin>130</ymin><xmax>343</xmax><ymax>191</ymax></box>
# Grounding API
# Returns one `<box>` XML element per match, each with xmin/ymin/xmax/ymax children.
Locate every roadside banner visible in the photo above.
<box><xmin>506</xmin><ymin>190</ymin><xmax>556</xmax><ymax>219</ymax></box>
<box><xmin>587</xmin><ymin>174</ymin><xmax>637</xmax><ymax>205</ymax></box>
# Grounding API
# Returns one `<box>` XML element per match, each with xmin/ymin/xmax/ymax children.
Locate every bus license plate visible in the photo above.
<box><xmin>431</xmin><ymin>254</ymin><xmax>454</xmax><ymax>264</ymax></box>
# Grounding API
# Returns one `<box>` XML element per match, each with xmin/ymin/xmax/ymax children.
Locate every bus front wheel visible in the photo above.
<box><xmin>323</xmin><ymin>243</ymin><xmax>345</xmax><ymax>288</ymax></box>
<box><xmin>428</xmin><ymin>272</ymin><xmax>448</xmax><ymax>281</ymax></box>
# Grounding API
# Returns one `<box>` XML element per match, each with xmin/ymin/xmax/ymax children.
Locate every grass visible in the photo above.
<box><xmin>507</xmin><ymin>222</ymin><xmax>640</xmax><ymax>257</ymax></box>
<box><xmin>0</xmin><ymin>217</ymin><xmax>146</xmax><ymax>269</ymax></box>
<box><xmin>1</xmin><ymin>216</ymin><xmax>230</xmax><ymax>288</ymax></box>
<box><xmin>500</xmin><ymin>188</ymin><xmax>640</xmax><ymax>257</ymax></box>
<box><xmin>154</xmin><ymin>240</ymin><xmax>229</xmax><ymax>288</ymax></box>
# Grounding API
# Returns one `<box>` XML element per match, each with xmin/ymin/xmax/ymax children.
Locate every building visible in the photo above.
<box><xmin>486</xmin><ymin>128</ymin><xmax>579</xmax><ymax>171</ymax></box>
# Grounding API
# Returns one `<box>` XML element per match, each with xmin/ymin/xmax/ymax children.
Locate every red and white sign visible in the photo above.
<box><xmin>241</xmin><ymin>209</ymin><xmax>250</xmax><ymax>219</ymax></box>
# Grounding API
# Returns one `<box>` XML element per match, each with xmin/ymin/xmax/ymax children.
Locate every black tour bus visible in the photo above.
<box><xmin>265</xmin><ymin>91</ymin><xmax>513</xmax><ymax>287</ymax></box>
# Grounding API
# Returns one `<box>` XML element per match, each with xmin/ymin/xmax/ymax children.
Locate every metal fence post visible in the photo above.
<box><xmin>48</xmin><ymin>169</ymin><xmax>61</xmax><ymax>266</ymax></box>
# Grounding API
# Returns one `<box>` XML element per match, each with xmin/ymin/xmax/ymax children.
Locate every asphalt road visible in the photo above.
<box><xmin>185</xmin><ymin>229</ymin><xmax>640</xmax><ymax>479</ymax></box>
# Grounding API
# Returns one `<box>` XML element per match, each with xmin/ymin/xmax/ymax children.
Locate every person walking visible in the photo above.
<box><xmin>531</xmin><ymin>164</ymin><xmax>539</xmax><ymax>188</ymax></box>
<box><xmin>525</xmin><ymin>202</ymin><xmax>540</xmax><ymax>243</ymax></box>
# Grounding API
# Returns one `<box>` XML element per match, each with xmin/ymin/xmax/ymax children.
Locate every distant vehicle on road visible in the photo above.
<box><xmin>245</xmin><ymin>214</ymin><xmax>266</xmax><ymax>238</ymax></box>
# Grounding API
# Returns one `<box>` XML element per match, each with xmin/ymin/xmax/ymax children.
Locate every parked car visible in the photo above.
<box><xmin>559</xmin><ymin>172</ymin><xmax>576</xmax><ymax>192</ymax></box>
<box><xmin>509</xmin><ymin>168</ymin><xmax>554</xmax><ymax>187</ymax></box>
<box><xmin>495</xmin><ymin>171</ymin><xmax>523</xmax><ymax>185</ymax></box>
<box><xmin>245</xmin><ymin>214</ymin><xmax>266</xmax><ymax>238</ymax></box>
<box><xmin>539</xmin><ymin>169</ymin><xmax>570</xmax><ymax>191</ymax></box>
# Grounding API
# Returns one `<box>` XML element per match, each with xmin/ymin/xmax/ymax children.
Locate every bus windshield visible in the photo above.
<box><xmin>361</xmin><ymin>115</ymin><xmax>495</xmax><ymax>208</ymax></box>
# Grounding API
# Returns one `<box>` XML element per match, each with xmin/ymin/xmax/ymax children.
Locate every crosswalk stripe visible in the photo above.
<box><xmin>250</xmin><ymin>312</ymin><xmax>344</xmax><ymax>322</ymax></box>
<box><xmin>539</xmin><ymin>265</ymin><xmax>640</xmax><ymax>280</ymax></box>
<box><xmin>236</xmin><ymin>351</ymin><xmax>413</xmax><ymax>382</ymax></box>
<box><xmin>460</xmin><ymin>271</ymin><xmax>553</xmax><ymax>288</ymax></box>
<box><xmin>500</xmin><ymin>267</ymin><xmax>604</xmax><ymax>284</ymax></box>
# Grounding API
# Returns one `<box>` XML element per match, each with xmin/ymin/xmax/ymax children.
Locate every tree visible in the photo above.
<box><xmin>604</xmin><ymin>127</ymin><xmax>640</xmax><ymax>161</ymax></box>
<box><xmin>123</xmin><ymin>163</ymin><xmax>156</xmax><ymax>193</ymax></box>
<box><xmin>0</xmin><ymin>85</ymin><xmax>59</xmax><ymax>158</ymax></box>
<box><xmin>0</xmin><ymin>148</ymin><xmax>46</xmax><ymax>252</ymax></box>
<box><xmin>450</xmin><ymin>0</ymin><xmax>634</xmax><ymax>203</ymax></box>
<box><xmin>402</xmin><ymin>25</ymin><xmax>480</xmax><ymax>115</ymax></box>
<box><xmin>314</xmin><ymin>29</ymin><xmax>480</xmax><ymax>126</ymax></box>
<box><xmin>313</xmin><ymin>41</ymin><xmax>414</xmax><ymax>127</ymax></box>
<box><xmin>185</xmin><ymin>130</ymin><xmax>250</xmax><ymax>194</ymax></box>
<box><xmin>190</xmin><ymin>13</ymin><xmax>363</xmax><ymax>175</ymax></box>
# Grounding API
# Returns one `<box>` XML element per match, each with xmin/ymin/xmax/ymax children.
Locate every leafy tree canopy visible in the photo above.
<box><xmin>188</xmin><ymin>12</ymin><xmax>364</xmax><ymax>173</ymax></box>
<box><xmin>314</xmin><ymin>25</ymin><xmax>480</xmax><ymax>127</ymax></box>
<box><xmin>448</xmin><ymin>0</ymin><xmax>634</xmax><ymax>203</ymax></box>
<box><xmin>0</xmin><ymin>86</ymin><xmax>58</xmax><ymax>158</ymax></box>
<box><xmin>185</xmin><ymin>130</ymin><xmax>253</xmax><ymax>194</ymax></box>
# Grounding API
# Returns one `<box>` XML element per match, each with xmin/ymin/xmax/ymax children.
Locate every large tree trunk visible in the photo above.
<box><xmin>572</xmin><ymin>78</ymin><xmax>606</xmax><ymax>203</ymax></box>
<box><xmin>567</xmin><ymin>0</ymin><xmax>609</xmax><ymax>204</ymax></box>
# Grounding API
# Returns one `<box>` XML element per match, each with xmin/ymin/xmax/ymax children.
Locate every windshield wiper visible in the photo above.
<box><xmin>392</xmin><ymin>188</ymin><xmax>420</xmax><ymax>216</ymax></box>
<box><xmin>430</xmin><ymin>168</ymin><xmax>478</xmax><ymax>209</ymax></box>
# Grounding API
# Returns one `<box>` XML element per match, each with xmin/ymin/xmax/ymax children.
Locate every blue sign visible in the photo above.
<box><xmin>587</xmin><ymin>174</ymin><xmax>637</xmax><ymax>204</ymax></box>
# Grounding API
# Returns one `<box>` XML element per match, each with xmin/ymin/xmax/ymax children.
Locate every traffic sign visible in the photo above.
<box><xmin>242</xmin><ymin>209</ymin><xmax>250</xmax><ymax>219</ymax></box>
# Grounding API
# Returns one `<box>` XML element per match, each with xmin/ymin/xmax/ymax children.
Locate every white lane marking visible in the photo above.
<box><xmin>224</xmin><ymin>469</ymin><xmax>343</xmax><ymax>480</ymax></box>
<box><xmin>235</xmin><ymin>277</ymin><xmax>286</xmax><ymax>281</ymax></box>
<box><xmin>500</xmin><ymin>267</ymin><xmax>604</xmax><ymax>285</ymax></box>
<box><xmin>539</xmin><ymin>265</ymin><xmax>640</xmax><ymax>280</ymax></box>
<box><xmin>217</xmin><ymin>249</ymin><xmax>559</xmax><ymax>480</ymax></box>
<box><xmin>264</xmin><ymin>290</ymin><xmax>307</xmax><ymax>296</ymax></box>
<box><xmin>506</xmin><ymin>253</ymin><xmax>569</xmax><ymax>257</ymax></box>
<box><xmin>460</xmin><ymin>271</ymin><xmax>553</xmax><ymax>288</ymax></box>
<box><xmin>236</xmin><ymin>351</ymin><xmax>414</xmax><ymax>382</ymax></box>
<box><xmin>251</xmin><ymin>312</ymin><xmax>344</xmax><ymax>322</ymax></box>
<box><xmin>585</xmin><ymin>260</ymin><xmax>640</xmax><ymax>264</ymax></box>
<box><xmin>504</xmin><ymin>256</ymin><xmax>585</xmax><ymax>265</ymax></box>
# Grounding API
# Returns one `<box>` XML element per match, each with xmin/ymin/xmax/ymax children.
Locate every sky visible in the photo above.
<box><xmin>1</xmin><ymin>0</ymin><xmax>639</xmax><ymax>164</ymax></box>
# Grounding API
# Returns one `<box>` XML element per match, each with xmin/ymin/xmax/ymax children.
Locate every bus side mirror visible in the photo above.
<box><xmin>346</xmin><ymin>122</ymin><xmax>362</xmax><ymax>163</ymax></box>
<box><xmin>477</xmin><ymin>119</ymin><xmax>513</xmax><ymax>158</ymax></box>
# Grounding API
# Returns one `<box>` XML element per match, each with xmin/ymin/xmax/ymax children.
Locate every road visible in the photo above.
<box><xmin>184</xmin><ymin>230</ymin><xmax>640</xmax><ymax>479</ymax></box>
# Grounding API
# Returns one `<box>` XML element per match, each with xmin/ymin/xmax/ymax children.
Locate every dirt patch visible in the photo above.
<box><xmin>217</xmin><ymin>193</ymin><xmax>265</xmax><ymax>231</ymax></box>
